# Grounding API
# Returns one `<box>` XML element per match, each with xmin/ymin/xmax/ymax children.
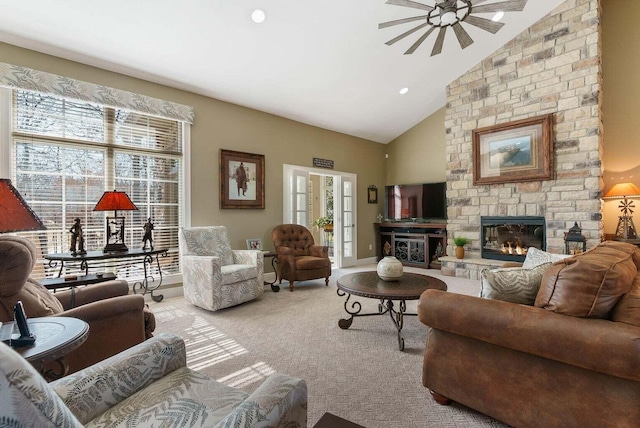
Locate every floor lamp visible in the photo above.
<box><xmin>604</xmin><ymin>182</ymin><xmax>640</xmax><ymax>239</ymax></box>
<box><xmin>0</xmin><ymin>178</ymin><xmax>46</xmax><ymax>233</ymax></box>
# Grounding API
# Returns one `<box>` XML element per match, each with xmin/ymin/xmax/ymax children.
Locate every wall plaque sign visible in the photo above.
<box><xmin>313</xmin><ymin>158</ymin><xmax>334</xmax><ymax>169</ymax></box>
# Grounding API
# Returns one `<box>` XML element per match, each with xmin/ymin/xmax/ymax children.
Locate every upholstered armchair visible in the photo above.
<box><xmin>1</xmin><ymin>332</ymin><xmax>308</xmax><ymax>427</ymax></box>
<box><xmin>179</xmin><ymin>226</ymin><xmax>264</xmax><ymax>311</ymax></box>
<box><xmin>0</xmin><ymin>235</ymin><xmax>154</xmax><ymax>375</ymax></box>
<box><xmin>271</xmin><ymin>224</ymin><xmax>331</xmax><ymax>291</ymax></box>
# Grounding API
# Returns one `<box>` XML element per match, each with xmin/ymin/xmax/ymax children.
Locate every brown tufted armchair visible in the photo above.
<box><xmin>271</xmin><ymin>224</ymin><xmax>331</xmax><ymax>291</ymax></box>
<box><xmin>0</xmin><ymin>235</ymin><xmax>155</xmax><ymax>375</ymax></box>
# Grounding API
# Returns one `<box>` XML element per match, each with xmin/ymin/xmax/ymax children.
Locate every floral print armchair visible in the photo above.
<box><xmin>179</xmin><ymin>226</ymin><xmax>264</xmax><ymax>311</ymax></box>
<box><xmin>0</xmin><ymin>333</ymin><xmax>308</xmax><ymax>427</ymax></box>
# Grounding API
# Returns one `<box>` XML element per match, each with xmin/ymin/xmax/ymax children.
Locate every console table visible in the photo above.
<box><xmin>44</xmin><ymin>248</ymin><xmax>168</xmax><ymax>302</ymax></box>
<box><xmin>374</xmin><ymin>222</ymin><xmax>446</xmax><ymax>269</ymax></box>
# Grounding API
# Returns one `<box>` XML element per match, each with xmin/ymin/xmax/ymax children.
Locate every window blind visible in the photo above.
<box><xmin>12</xmin><ymin>89</ymin><xmax>182</xmax><ymax>280</ymax></box>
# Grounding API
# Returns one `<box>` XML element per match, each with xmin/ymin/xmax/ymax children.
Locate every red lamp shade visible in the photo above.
<box><xmin>0</xmin><ymin>179</ymin><xmax>46</xmax><ymax>233</ymax></box>
<box><xmin>93</xmin><ymin>190</ymin><xmax>138</xmax><ymax>212</ymax></box>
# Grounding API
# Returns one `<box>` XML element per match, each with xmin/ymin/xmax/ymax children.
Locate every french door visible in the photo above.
<box><xmin>283</xmin><ymin>164</ymin><xmax>357</xmax><ymax>268</ymax></box>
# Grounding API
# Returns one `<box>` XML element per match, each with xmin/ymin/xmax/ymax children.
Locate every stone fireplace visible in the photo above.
<box><xmin>440</xmin><ymin>0</ymin><xmax>603</xmax><ymax>279</ymax></box>
<box><xmin>481</xmin><ymin>216</ymin><xmax>546</xmax><ymax>263</ymax></box>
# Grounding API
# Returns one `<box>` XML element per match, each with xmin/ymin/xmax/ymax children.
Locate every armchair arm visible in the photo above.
<box><xmin>51</xmin><ymin>333</ymin><xmax>186</xmax><ymax>425</ymax></box>
<box><xmin>232</xmin><ymin>249</ymin><xmax>263</xmax><ymax>265</ymax></box>
<box><xmin>213</xmin><ymin>373</ymin><xmax>307</xmax><ymax>428</ymax></box>
<box><xmin>309</xmin><ymin>244</ymin><xmax>329</xmax><ymax>258</ymax></box>
<box><xmin>418</xmin><ymin>289</ymin><xmax>640</xmax><ymax>381</ymax></box>
<box><xmin>54</xmin><ymin>280</ymin><xmax>129</xmax><ymax>310</ymax></box>
<box><xmin>54</xmin><ymin>294</ymin><xmax>147</xmax><ymax>373</ymax></box>
<box><xmin>276</xmin><ymin>247</ymin><xmax>296</xmax><ymax>275</ymax></box>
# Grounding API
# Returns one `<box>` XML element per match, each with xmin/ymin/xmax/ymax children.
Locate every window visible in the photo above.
<box><xmin>9</xmin><ymin>89</ymin><xmax>184</xmax><ymax>280</ymax></box>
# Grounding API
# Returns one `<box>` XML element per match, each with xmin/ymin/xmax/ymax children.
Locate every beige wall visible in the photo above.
<box><xmin>385</xmin><ymin>107</ymin><xmax>446</xmax><ymax>185</ymax></box>
<box><xmin>601</xmin><ymin>0</ymin><xmax>640</xmax><ymax>234</ymax></box>
<box><xmin>0</xmin><ymin>42</ymin><xmax>386</xmax><ymax>260</ymax></box>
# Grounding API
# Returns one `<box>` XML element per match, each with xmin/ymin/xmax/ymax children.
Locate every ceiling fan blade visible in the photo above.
<box><xmin>472</xmin><ymin>0</ymin><xmax>527</xmax><ymax>13</ymax></box>
<box><xmin>464</xmin><ymin>15</ymin><xmax>505</xmax><ymax>33</ymax></box>
<box><xmin>379</xmin><ymin>15</ymin><xmax>428</xmax><ymax>29</ymax></box>
<box><xmin>431</xmin><ymin>27</ymin><xmax>447</xmax><ymax>56</ymax></box>
<box><xmin>385</xmin><ymin>0</ymin><xmax>435</xmax><ymax>12</ymax></box>
<box><xmin>470</xmin><ymin>0</ymin><xmax>490</xmax><ymax>5</ymax></box>
<box><xmin>451</xmin><ymin>22</ymin><xmax>474</xmax><ymax>49</ymax></box>
<box><xmin>404</xmin><ymin>26</ymin><xmax>437</xmax><ymax>55</ymax></box>
<box><xmin>386</xmin><ymin>22</ymin><xmax>430</xmax><ymax>45</ymax></box>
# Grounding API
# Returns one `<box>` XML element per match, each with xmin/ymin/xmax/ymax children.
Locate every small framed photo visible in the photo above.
<box><xmin>246</xmin><ymin>239</ymin><xmax>263</xmax><ymax>250</ymax></box>
<box><xmin>368</xmin><ymin>186</ymin><xmax>378</xmax><ymax>204</ymax></box>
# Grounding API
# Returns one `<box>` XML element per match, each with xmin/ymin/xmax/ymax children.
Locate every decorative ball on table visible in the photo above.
<box><xmin>377</xmin><ymin>256</ymin><xmax>403</xmax><ymax>281</ymax></box>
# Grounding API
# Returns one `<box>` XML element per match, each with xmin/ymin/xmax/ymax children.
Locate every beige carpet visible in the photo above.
<box><xmin>150</xmin><ymin>265</ymin><xmax>509</xmax><ymax>428</ymax></box>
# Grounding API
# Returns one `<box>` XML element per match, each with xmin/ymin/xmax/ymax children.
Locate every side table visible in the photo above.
<box><xmin>5</xmin><ymin>317</ymin><xmax>89</xmax><ymax>381</ymax></box>
<box><xmin>263</xmin><ymin>252</ymin><xmax>280</xmax><ymax>292</ymax></box>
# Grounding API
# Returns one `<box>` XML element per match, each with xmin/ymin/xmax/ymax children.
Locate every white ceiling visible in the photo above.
<box><xmin>0</xmin><ymin>0</ymin><xmax>565</xmax><ymax>143</ymax></box>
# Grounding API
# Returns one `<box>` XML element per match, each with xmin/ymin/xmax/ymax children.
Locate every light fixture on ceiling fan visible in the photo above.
<box><xmin>379</xmin><ymin>0</ymin><xmax>528</xmax><ymax>56</ymax></box>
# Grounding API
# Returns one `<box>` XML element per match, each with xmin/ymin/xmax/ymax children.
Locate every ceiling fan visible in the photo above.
<box><xmin>379</xmin><ymin>0</ymin><xmax>528</xmax><ymax>56</ymax></box>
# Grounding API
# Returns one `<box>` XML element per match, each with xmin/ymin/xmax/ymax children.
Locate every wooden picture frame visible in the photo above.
<box><xmin>472</xmin><ymin>114</ymin><xmax>554</xmax><ymax>185</ymax></box>
<box><xmin>220</xmin><ymin>149</ymin><xmax>265</xmax><ymax>209</ymax></box>
<box><xmin>368</xmin><ymin>186</ymin><xmax>378</xmax><ymax>204</ymax></box>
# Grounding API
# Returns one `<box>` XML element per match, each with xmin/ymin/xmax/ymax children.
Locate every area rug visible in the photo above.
<box><xmin>150</xmin><ymin>266</ymin><xmax>509</xmax><ymax>428</ymax></box>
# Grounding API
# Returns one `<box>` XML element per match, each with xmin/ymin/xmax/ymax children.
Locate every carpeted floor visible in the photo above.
<box><xmin>149</xmin><ymin>265</ymin><xmax>510</xmax><ymax>428</ymax></box>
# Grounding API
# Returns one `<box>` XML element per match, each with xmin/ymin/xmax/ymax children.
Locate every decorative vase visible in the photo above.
<box><xmin>377</xmin><ymin>256</ymin><xmax>403</xmax><ymax>281</ymax></box>
<box><xmin>455</xmin><ymin>246</ymin><xmax>465</xmax><ymax>259</ymax></box>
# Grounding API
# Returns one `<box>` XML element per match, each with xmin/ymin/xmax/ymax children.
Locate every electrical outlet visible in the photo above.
<box><xmin>369</xmin><ymin>244</ymin><xmax>372</xmax><ymax>250</ymax></box>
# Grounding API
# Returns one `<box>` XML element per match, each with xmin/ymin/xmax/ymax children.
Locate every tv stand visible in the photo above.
<box><xmin>374</xmin><ymin>222</ymin><xmax>447</xmax><ymax>269</ymax></box>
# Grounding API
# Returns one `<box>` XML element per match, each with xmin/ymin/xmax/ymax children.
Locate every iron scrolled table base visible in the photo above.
<box><xmin>337</xmin><ymin>288</ymin><xmax>412</xmax><ymax>351</ymax></box>
<box><xmin>336</xmin><ymin>271</ymin><xmax>447</xmax><ymax>352</ymax></box>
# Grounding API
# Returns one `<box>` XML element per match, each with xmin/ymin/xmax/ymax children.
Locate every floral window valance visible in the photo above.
<box><xmin>0</xmin><ymin>62</ymin><xmax>194</xmax><ymax>124</ymax></box>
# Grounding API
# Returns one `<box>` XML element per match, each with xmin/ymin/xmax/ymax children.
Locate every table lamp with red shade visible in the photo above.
<box><xmin>93</xmin><ymin>190</ymin><xmax>138</xmax><ymax>252</ymax></box>
<box><xmin>0</xmin><ymin>179</ymin><xmax>46</xmax><ymax>233</ymax></box>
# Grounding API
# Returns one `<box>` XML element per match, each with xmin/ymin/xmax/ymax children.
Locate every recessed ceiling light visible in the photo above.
<box><xmin>492</xmin><ymin>11</ymin><xmax>505</xmax><ymax>22</ymax></box>
<box><xmin>399</xmin><ymin>87</ymin><xmax>409</xmax><ymax>95</ymax></box>
<box><xmin>251</xmin><ymin>9</ymin><xmax>266</xmax><ymax>24</ymax></box>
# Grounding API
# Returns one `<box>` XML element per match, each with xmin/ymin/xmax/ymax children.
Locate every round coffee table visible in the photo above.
<box><xmin>336</xmin><ymin>271</ymin><xmax>447</xmax><ymax>351</ymax></box>
<box><xmin>14</xmin><ymin>317</ymin><xmax>89</xmax><ymax>380</ymax></box>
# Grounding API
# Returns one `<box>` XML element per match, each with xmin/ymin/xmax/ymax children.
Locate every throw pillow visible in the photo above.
<box><xmin>480</xmin><ymin>262</ymin><xmax>552</xmax><ymax>305</ymax></box>
<box><xmin>611</xmin><ymin>273</ymin><xmax>640</xmax><ymax>327</ymax></box>
<box><xmin>535</xmin><ymin>241</ymin><xmax>637</xmax><ymax>318</ymax></box>
<box><xmin>522</xmin><ymin>247</ymin><xmax>571</xmax><ymax>269</ymax></box>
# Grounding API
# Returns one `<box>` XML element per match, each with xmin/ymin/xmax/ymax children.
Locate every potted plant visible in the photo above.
<box><xmin>453</xmin><ymin>236</ymin><xmax>469</xmax><ymax>259</ymax></box>
<box><xmin>312</xmin><ymin>216</ymin><xmax>333</xmax><ymax>232</ymax></box>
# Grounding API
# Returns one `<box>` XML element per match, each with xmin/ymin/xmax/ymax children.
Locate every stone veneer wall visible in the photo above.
<box><xmin>442</xmin><ymin>0</ymin><xmax>602</xmax><ymax>279</ymax></box>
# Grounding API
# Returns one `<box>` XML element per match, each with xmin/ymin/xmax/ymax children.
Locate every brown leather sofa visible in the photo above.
<box><xmin>0</xmin><ymin>235</ymin><xmax>155</xmax><ymax>375</ymax></box>
<box><xmin>271</xmin><ymin>224</ymin><xmax>331</xmax><ymax>291</ymax></box>
<box><xmin>418</xmin><ymin>240</ymin><xmax>640</xmax><ymax>428</ymax></box>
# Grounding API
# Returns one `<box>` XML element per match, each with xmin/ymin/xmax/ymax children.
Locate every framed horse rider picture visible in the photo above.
<box><xmin>220</xmin><ymin>149</ymin><xmax>265</xmax><ymax>209</ymax></box>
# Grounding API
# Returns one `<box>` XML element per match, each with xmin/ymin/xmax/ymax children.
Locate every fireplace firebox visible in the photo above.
<box><xmin>481</xmin><ymin>216</ymin><xmax>546</xmax><ymax>262</ymax></box>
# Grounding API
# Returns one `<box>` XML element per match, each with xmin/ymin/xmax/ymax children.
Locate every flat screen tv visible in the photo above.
<box><xmin>384</xmin><ymin>182</ymin><xmax>447</xmax><ymax>220</ymax></box>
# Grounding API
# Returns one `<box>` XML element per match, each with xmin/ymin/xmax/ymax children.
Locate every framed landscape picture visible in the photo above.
<box><xmin>220</xmin><ymin>149</ymin><xmax>265</xmax><ymax>209</ymax></box>
<box><xmin>472</xmin><ymin>114</ymin><xmax>554</xmax><ymax>185</ymax></box>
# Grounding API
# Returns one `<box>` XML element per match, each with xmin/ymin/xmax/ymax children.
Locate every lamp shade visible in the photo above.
<box><xmin>93</xmin><ymin>190</ymin><xmax>138</xmax><ymax>212</ymax></box>
<box><xmin>0</xmin><ymin>179</ymin><xmax>46</xmax><ymax>233</ymax></box>
<box><xmin>604</xmin><ymin>182</ymin><xmax>640</xmax><ymax>198</ymax></box>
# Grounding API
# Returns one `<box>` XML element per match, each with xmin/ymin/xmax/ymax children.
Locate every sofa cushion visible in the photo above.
<box><xmin>480</xmin><ymin>262</ymin><xmax>551</xmax><ymax>305</ymax></box>
<box><xmin>85</xmin><ymin>367</ymin><xmax>249</xmax><ymax>427</ymax></box>
<box><xmin>611</xmin><ymin>273</ymin><xmax>640</xmax><ymax>327</ymax></box>
<box><xmin>221</xmin><ymin>264</ymin><xmax>257</xmax><ymax>285</ymax></box>
<box><xmin>535</xmin><ymin>241</ymin><xmax>638</xmax><ymax>318</ymax></box>
<box><xmin>522</xmin><ymin>247</ymin><xmax>571</xmax><ymax>269</ymax></box>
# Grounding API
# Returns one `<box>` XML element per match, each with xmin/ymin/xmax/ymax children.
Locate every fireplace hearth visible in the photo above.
<box><xmin>481</xmin><ymin>216</ymin><xmax>546</xmax><ymax>262</ymax></box>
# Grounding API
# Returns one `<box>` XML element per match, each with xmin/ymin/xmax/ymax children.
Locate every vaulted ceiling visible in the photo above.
<box><xmin>0</xmin><ymin>0</ymin><xmax>566</xmax><ymax>143</ymax></box>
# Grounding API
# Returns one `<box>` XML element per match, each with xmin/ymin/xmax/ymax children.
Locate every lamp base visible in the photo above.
<box><xmin>615</xmin><ymin>216</ymin><xmax>637</xmax><ymax>239</ymax></box>
<box><xmin>103</xmin><ymin>243</ymin><xmax>129</xmax><ymax>253</ymax></box>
